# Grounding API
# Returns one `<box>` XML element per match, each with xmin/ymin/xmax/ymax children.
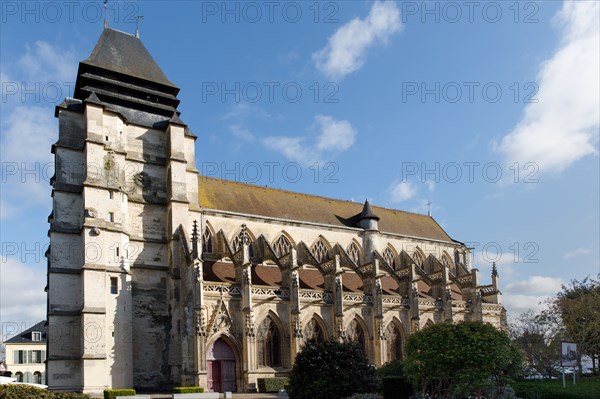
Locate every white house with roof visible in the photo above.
<box><xmin>3</xmin><ymin>321</ymin><xmax>47</xmax><ymax>384</ymax></box>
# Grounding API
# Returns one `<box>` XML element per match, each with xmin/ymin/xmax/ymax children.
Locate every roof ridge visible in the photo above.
<box><xmin>104</xmin><ymin>26</ymin><xmax>136</xmax><ymax>37</ymax></box>
<box><xmin>198</xmin><ymin>175</ymin><xmax>432</xmax><ymax>219</ymax></box>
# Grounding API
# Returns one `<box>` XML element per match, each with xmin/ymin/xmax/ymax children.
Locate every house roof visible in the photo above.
<box><xmin>81</xmin><ymin>28</ymin><xmax>176</xmax><ymax>88</ymax></box>
<box><xmin>198</xmin><ymin>176</ymin><xmax>454</xmax><ymax>243</ymax></box>
<box><xmin>3</xmin><ymin>321</ymin><xmax>47</xmax><ymax>344</ymax></box>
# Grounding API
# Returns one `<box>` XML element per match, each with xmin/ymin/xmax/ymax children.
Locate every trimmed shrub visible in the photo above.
<box><xmin>173</xmin><ymin>386</ymin><xmax>205</xmax><ymax>393</ymax></box>
<box><xmin>53</xmin><ymin>393</ymin><xmax>94</xmax><ymax>399</ymax></box>
<box><xmin>257</xmin><ymin>377</ymin><xmax>288</xmax><ymax>393</ymax></box>
<box><xmin>288</xmin><ymin>340</ymin><xmax>378</xmax><ymax>399</ymax></box>
<box><xmin>0</xmin><ymin>385</ymin><xmax>92</xmax><ymax>399</ymax></box>
<box><xmin>512</xmin><ymin>379</ymin><xmax>600</xmax><ymax>399</ymax></box>
<box><xmin>103</xmin><ymin>389</ymin><xmax>136</xmax><ymax>399</ymax></box>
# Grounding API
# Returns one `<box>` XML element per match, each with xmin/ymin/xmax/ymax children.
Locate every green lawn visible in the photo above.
<box><xmin>512</xmin><ymin>377</ymin><xmax>600</xmax><ymax>399</ymax></box>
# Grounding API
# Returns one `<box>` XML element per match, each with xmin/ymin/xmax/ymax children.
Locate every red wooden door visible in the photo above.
<box><xmin>207</xmin><ymin>361</ymin><xmax>222</xmax><ymax>392</ymax></box>
<box><xmin>207</xmin><ymin>338</ymin><xmax>237</xmax><ymax>392</ymax></box>
<box><xmin>221</xmin><ymin>360</ymin><xmax>236</xmax><ymax>392</ymax></box>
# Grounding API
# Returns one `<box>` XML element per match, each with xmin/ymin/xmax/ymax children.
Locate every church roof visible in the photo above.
<box><xmin>81</xmin><ymin>28</ymin><xmax>176</xmax><ymax>88</ymax></box>
<box><xmin>198</xmin><ymin>177</ymin><xmax>454</xmax><ymax>243</ymax></box>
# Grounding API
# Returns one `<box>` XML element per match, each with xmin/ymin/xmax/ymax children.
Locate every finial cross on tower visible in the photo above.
<box><xmin>135</xmin><ymin>15</ymin><xmax>144</xmax><ymax>38</ymax></box>
<box><xmin>426</xmin><ymin>200</ymin><xmax>432</xmax><ymax>216</ymax></box>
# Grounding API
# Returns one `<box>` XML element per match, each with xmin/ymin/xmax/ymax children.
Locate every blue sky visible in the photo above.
<box><xmin>1</xmin><ymin>0</ymin><xmax>599</xmax><ymax>338</ymax></box>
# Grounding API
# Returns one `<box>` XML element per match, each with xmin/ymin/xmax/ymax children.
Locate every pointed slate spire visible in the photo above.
<box><xmin>354</xmin><ymin>200</ymin><xmax>379</xmax><ymax>231</ymax></box>
<box><xmin>168</xmin><ymin>111</ymin><xmax>186</xmax><ymax>126</ymax></box>
<box><xmin>357</xmin><ymin>200</ymin><xmax>380</xmax><ymax>221</ymax></box>
<box><xmin>84</xmin><ymin>91</ymin><xmax>104</xmax><ymax>106</ymax></box>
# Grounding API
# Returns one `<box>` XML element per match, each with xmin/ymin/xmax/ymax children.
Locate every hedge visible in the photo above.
<box><xmin>0</xmin><ymin>385</ymin><xmax>91</xmax><ymax>399</ymax></box>
<box><xmin>173</xmin><ymin>387</ymin><xmax>205</xmax><ymax>393</ymax></box>
<box><xmin>512</xmin><ymin>379</ymin><xmax>600</xmax><ymax>399</ymax></box>
<box><xmin>257</xmin><ymin>377</ymin><xmax>289</xmax><ymax>393</ymax></box>
<box><xmin>103</xmin><ymin>389</ymin><xmax>136</xmax><ymax>399</ymax></box>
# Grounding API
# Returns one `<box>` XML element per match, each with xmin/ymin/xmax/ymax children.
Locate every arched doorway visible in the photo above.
<box><xmin>207</xmin><ymin>338</ymin><xmax>237</xmax><ymax>392</ymax></box>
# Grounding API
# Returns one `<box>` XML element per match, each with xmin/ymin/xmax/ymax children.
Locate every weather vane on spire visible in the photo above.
<box><xmin>103</xmin><ymin>0</ymin><xmax>108</xmax><ymax>28</ymax></box>
<box><xmin>426</xmin><ymin>200</ymin><xmax>432</xmax><ymax>216</ymax></box>
<box><xmin>135</xmin><ymin>15</ymin><xmax>144</xmax><ymax>38</ymax></box>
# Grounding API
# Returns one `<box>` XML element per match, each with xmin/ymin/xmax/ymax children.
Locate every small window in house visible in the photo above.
<box><xmin>110</xmin><ymin>277</ymin><xmax>118</xmax><ymax>295</ymax></box>
<box><xmin>109</xmin><ymin>191</ymin><xmax>113</xmax><ymax>199</ymax></box>
<box><xmin>31</xmin><ymin>350</ymin><xmax>43</xmax><ymax>363</ymax></box>
<box><xmin>109</xmin><ymin>212</ymin><xmax>114</xmax><ymax>222</ymax></box>
<box><xmin>31</xmin><ymin>331</ymin><xmax>41</xmax><ymax>342</ymax></box>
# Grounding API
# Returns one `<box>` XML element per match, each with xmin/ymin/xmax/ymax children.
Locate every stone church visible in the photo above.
<box><xmin>46</xmin><ymin>28</ymin><xmax>505</xmax><ymax>394</ymax></box>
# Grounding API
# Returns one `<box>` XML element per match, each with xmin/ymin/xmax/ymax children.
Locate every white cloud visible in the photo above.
<box><xmin>223</xmin><ymin>103</ymin><xmax>272</xmax><ymax>121</ymax></box>
<box><xmin>314</xmin><ymin>114</ymin><xmax>356</xmax><ymax>151</ymax></box>
<box><xmin>389</xmin><ymin>181</ymin><xmax>416</xmax><ymax>202</ymax></box>
<box><xmin>17</xmin><ymin>41</ymin><xmax>76</xmax><ymax>83</ymax></box>
<box><xmin>230</xmin><ymin>124</ymin><xmax>255</xmax><ymax>142</ymax></box>
<box><xmin>496</xmin><ymin>0</ymin><xmax>600</xmax><ymax>173</ymax></box>
<box><xmin>503</xmin><ymin>294</ymin><xmax>549</xmax><ymax>315</ymax></box>
<box><xmin>313</xmin><ymin>1</ymin><xmax>402</xmax><ymax>79</ymax></box>
<box><xmin>0</xmin><ymin>258</ymin><xmax>47</xmax><ymax>326</ymax></box>
<box><xmin>262</xmin><ymin>136</ymin><xmax>313</xmax><ymax>164</ymax></box>
<box><xmin>502</xmin><ymin>275</ymin><xmax>564</xmax><ymax>316</ymax></box>
<box><xmin>263</xmin><ymin>115</ymin><xmax>356</xmax><ymax>165</ymax></box>
<box><xmin>505</xmin><ymin>275</ymin><xmax>563</xmax><ymax>296</ymax></box>
<box><xmin>563</xmin><ymin>247</ymin><xmax>592</xmax><ymax>259</ymax></box>
<box><xmin>1</xmin><ymin>41</ymin><xmax>74</xmax><ymax>217</ymax></box>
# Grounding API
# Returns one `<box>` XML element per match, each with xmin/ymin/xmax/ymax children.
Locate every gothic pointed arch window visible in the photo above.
<box><xmin>383</xmin><ymin>247</ymin><xmax>396</xmax><ymax>268</ymax></box>
<box><xmin>386</xmin><ymin>323</ymin><xmax>403</xmax><ymax>362</ymax></box>
<box><xmin>202</xmin><ymin>227</ymin><xmax>213</xmax><ymax>253</ymax></box>
<box><xmin>232</xmin><ymin>228</ymin><xmax>254</xmax><ymax>257</ymax></box>
<box><xmin>347</xmin><ymin>242</ymin><xmax>361</xmax><ymax>265</ymax></box>
<box><xmin>413</xmin><ymin>250</ymin><xmax>424</xmax><ymax>268</ymax></box>
<box><xmin>347</xmin><ymin>319</ymin><xmax>366</xmax><ymax>354</ymax></box>
<box><xmin>304</xmin><ymin>318</ymin><xmax>325</xmax><ymax>343</ymax></box>
<box><xmin>311</xmin><ymin>238</ymin><xmax>330</xmax><ymax>263</ymax></box>
<box><xmin>442</xmin><ymin>253</ymin><xmax>455</xmax><ymax>275</ymax></box>
<box><xmin>273</xmin><ymin>234</ymin><xmax>292</xmax><ymax>258</ymax></box>
<box><xmin>258</xmin><ymin>316</ymin><xmax>281</xmax><ymax>367</ymax></box>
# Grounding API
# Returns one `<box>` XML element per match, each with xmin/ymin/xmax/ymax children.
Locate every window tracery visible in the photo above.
<box><xmin>273</xmin><ymin>235</ymin><xmax>292</xmax><ymax>258</ymax></box>
<box><xmin>386</xmin><ymin>323</ymin><xmax>403</xmax><ymax>361</ymax></box>
<box><xmin>383</xmin><ymin>247</ymin><xmax>396</xmax><ymax>268</ymax></box>
<box><xmin>347</xmin><ymin>319</ymin><xmax>366</xmax><ymax>354</ymax></box>
<box><xmin>347</xmin><ymin>242</ymin><xmax>361</xmax><ymax>264</ymax></box>
<box><xmin>202</xmin><ymin>227</ymin><xmax>213</xmax><ymax>253</ymax></box>
<box><xmin>257</xmin><ymin>316</ymin><xmax>281</xmax><ymax>367</ymax></box>
<box><xmin>304</xmin><ymin>318</ymin><xmax>325</xmax><ymax>343</ymax></box>
<box><xmin>311</xmin><ymin>238</ymin><xmax>330</xmax><ymax>263</ymax></box>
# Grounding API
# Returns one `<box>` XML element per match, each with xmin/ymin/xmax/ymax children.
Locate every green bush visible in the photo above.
<box><xmin>257</xmin><ymin>377</ymin><xmax>288</xmax><ymax>392</ymax></box>
<box><xmin>103</xmin><ymin>389</ymin><xmax>136</xmax><ymax>399</ymax></box>
<box><xmin>288</xmin><ymin>340</ymin><xmax>378</xmax><ymax>399</ymax></box>
<box><xmin>377</xmin><ymin>360</ymin><xmax>405</xmax><ymax>378</ymax></box>
<box><xmin>52</xmin><ymin>393</ymin><xmax>94</xmax><ymax>399</ymax></box>
<box><xmin>404</xmin><ymin>321</ymin><xmax>522</xmax><ymax>398</ymax></box>
<box><xmin>173</xmin><ymin>386</ymin><xmax>205</xmax><ymax>393</ymax></box>
<box><xmin>0</xmin><ymin>385</ymin><xmax>92</xmax><ymax>399</ymax></box>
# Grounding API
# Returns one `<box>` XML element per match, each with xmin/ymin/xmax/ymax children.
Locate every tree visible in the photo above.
<box><xmin>550</xmin><ymin>276</ymin><xmax>600</xmax><ymax>374</ymax></box>
<box><xmin>403</xmin><ymin>321</ymin><xmax>522</xmax><ymax>399</ymax></box>
<box><xmin>287</xmin><ymin>340</ymin><xmax>378</xmax><ymax>399</ymax></box>
<box><xmin>509</xmin><ymin>309</ymin><xmax>562</xmax><ymax>379</ymax></box>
